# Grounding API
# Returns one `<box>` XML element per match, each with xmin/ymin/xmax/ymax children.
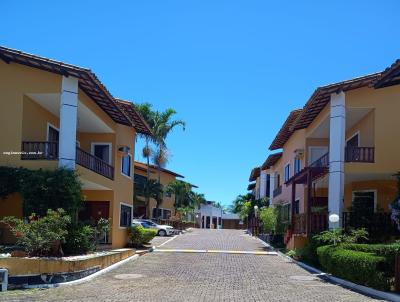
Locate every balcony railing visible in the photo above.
<box><xmin>345</xmin><ymin>147</ymin><xmax>374</xmax><ymax>163</ymax></box>
<box><xmin>21</xmin><ymin>141</ymin><xmax>114</xmax><ymax>180</ymax></box>
<box><xmin>21</xmin><ymin>141</ymin><xmax>59</xmax><ymax>160</ymax></box>
<box><xmin>343</xmin><ymin>211</ymin><xmax>397</xmax><ymax>237</ymax></box>
<box><xmin>76</xmin><ymin>147</ymin><xmax>114</xmax><ymax>180</ymax></box>
<box><xmin>293</xmin><ymin>213</ymin><xmax>306</xmax><ymax>234</ymax></box>
<box><xmin>273</xmin><ymin>186</ymin><xmax>282</xmax><ymax>197</ymax></box>
<box><xmin>310</xmin><ymin>152</ymin><xmax>329</xmax><ymax>168</ymax></box>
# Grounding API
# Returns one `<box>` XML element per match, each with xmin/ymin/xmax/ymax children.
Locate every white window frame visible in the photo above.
<box><xmin>121</xmin><ymin>153</ymin><xmax>132</xmax><ymax>179</ymax></box>
<box><xmin>284</xmin><ymin>162</ymin><xmax>290</xmax><ymax>183</ymax></box>
<box><xmin>119</xmin><ymin>202</ymin><xmax>133</xmax><ymax>229</ymax></box>
<box><xmin>351</xmin><ymin>190</ymin><xmax>377</xmax><ymax>212</ymax></box>
<box><xmin>346</xmin><ymin>131</ymin><xmax>360</xmax><ymax>147</ymax></box>
<box><xmin>91</xmin><ymin>142</ymin><xmax>112</xmax><ymax>164</ymax></box>
<box><xmin>46</xmin><ymin>122</ymin><xmax>59</xmax><ymax>141</ymax></box>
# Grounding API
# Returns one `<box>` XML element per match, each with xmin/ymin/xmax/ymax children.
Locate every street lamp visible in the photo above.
<box><xmin>195</xmin><ymin>214</ymin><xmax>199</xmax><ymax>228</ymax></box>
<box><xmin>329</xmin><ymin>214</ymin><xmax>340</xmax><ymax>245</ymax></box>
<box><xmin>253</xmin><ymin>205</ymin><xmax>259</xmax><ymax>236</ymax></box>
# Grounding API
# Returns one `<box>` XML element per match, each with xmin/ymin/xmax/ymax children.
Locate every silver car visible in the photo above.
<box><xmin>132</xmin><ymin>219</ymin><xmax>176</xmax><ymax>236</ymax></box>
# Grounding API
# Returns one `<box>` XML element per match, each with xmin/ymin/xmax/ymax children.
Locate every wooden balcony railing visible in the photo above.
<box><xmin>293</xmin><ymin>213</ymin><xmax>307</xmax><ymax>234</ymax></box>
<box><xmin>76</xmin><ymin>147</ymin><xmax>114</xmax><ymax>180</ymax></box>
<box><xmin>343</xmin><ymin>211</ymin><xmax>397</xmax><ymax>237</ymax></box>
<box><xmin>21</xmin><ymin>141</ymin><xmax>114</xmax><ymax>180</ymax></box>
<box><xmin>345</xmin><ymin>147</ymin><xmax>374</xmax><ymax>163</ymax></box>
<box><xmin>273</xmin><ymin>186</ymin><xmax>282</xmax><ymax>197</ymax></box>
<box><xmin>21</xmin><ymin>141</ymin><xmax>58</xmax><ymax>160</ymax></box>
<box><xmin>310</xmin><ymin>213</ymin><xmax>328</xmax><ymax>234</ymax></box>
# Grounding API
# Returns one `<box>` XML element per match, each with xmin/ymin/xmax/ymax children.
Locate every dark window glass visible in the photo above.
<box><xmin>121</xmin><ymin>154</ymin><xmax>131</xmax><ymax>176</ymax></box>
<box><xmin>347</xmin><ymin>134</ymin><xmax>359</xmax><ymax>148</ymax></box>
<box><xmin>94</xmin><ymin>144</ymin><xmax>110</xmax><ymax>163</ymax></box>
<box><xmin>120</xmin><ymin>204</ymin><xmax>132</xmax><ymax>227</ymax></box>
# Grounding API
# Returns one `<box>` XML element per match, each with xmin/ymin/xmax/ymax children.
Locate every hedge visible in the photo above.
<box><xmin>128</xmin><ymin>225</ymin><xmax>157</xmax><ymax>246</ymax></box>
<box><xmin>317</xmin><ymin>245</ymin><xmax>390</xmax><ymax>291</ymax></box>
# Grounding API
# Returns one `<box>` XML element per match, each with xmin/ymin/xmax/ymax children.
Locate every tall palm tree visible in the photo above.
<box><xmin>135</xmin><ymin>104</ymin><xmax>185</xmax><ymax>219</ymax></box>
<box><xmin>135</xmin><ymin>103</ymin><xmax>157</xmax><ymax>216</ymax></box>
<box><xmin>151</xmin><ymin>109</ymin><xmax>185</xmax><ymax>218</ymax></box>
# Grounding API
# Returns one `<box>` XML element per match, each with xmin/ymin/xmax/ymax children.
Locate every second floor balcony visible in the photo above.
<box><xmin>21</xmin><ymin>141</ymin><xmax>114</xmax><ymax>180</ymax></box>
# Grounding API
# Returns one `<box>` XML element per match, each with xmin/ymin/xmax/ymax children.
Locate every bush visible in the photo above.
<box><xmin>260</xmin><ymin>207</ymin><xmax>277</xmax><ymax>233</ymax></box>
<box><xmin>0</xmin><ymin>167</ymin><xmax>84</xmax><ymax>222</ymax></box>
<box><xmin>317</xmin><ymin>245</ymin><xmax>390</xmax><ymax>291</ymax></box>
<box><xmin>128</xmin><ymin>225</ymin><xmax>157</xmax><ymax>246</ymax></box>
<box><xmin>63</xmin><ymin>224</ymin><xmax>96</xmax><ymax>255</ymax></box>
<box><xmin>2</xmin><ymin>209</ymin><xmax>71</xmax><ymax>257</ymax></box>
<box><xmin>313</xmin><ymin>228</ymin><xmax>368</xmax><ymax>246</ymax></box>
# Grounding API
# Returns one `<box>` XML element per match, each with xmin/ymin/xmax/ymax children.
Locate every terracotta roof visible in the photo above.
<box><xmin>249</xmin><ymin>167</ymin><xmax>261</xmax><ymax>182</ymax></box>
<box><xmin>247</xmin><ymin>183</ymin><xmax>256</xmax><ymax>191</ymax></box>
<box><xmin>116</xmin><ymin>99</ymin><xmax>152</xmax><ymax>136</ymax></box>
<box><xmin>373</xmin><ymin>59</ymin><xmax>400</xmax><ymax>88</ymax></box>
<box><xmin>261</xmin><ymin>152</ymin><xmax>283</xmax><ymax>170</ymax></box>
<box><xmin>134</xmin><ymin>161</ymin><xmax>184</xmax><ymax>178</ymax></box>
<box><xmin>293</xmin><ymin>72</ymin><xmax>381</xmax><ymax>131</ymax></box>
<box><xmin>0</xmin><ymin>46</ymin><xmax>150</xmax><ymax>134</ymax></box>
<box><xmin>269</xmin><ymin>109</ymin><xmax>302</xmax><ymax>150</ymax></box>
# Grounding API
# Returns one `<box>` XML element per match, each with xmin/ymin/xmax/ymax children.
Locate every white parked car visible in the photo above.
<box><xmin>132</xmin><ymin>219</ymin><xmax>176</xmax><ymax>236</ymax></box>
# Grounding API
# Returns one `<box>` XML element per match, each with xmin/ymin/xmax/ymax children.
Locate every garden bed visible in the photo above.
<box><xmin>0</xmin><ymin>248</ymin><xmax>135</xmax><ymax>288</ymax></box>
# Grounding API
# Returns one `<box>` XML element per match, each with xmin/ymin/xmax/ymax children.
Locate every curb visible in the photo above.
<box><xmin>277</xmin><ymin>250</ymin><xmax>400</xmax><ymax>302</ymax></box>
<box><xmin>22</xmin><ymin>250</ymin><xmax>150</xmax><ymax>289</ymax></box>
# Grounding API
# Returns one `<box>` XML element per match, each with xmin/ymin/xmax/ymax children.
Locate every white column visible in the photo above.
<box><xmin>328</xmin><ymin>91</ymin><xmax>346</xmax><ymax>228</ymax></box>
<box><xmin>58</xmin><ymin>76</ymin><xmax>78</xmax><ymax>169</ymax></box>
<box><xmin>269</xmin><ymin>172</ymin><xmax>275</xmax><ymax>204</ymax></box>
<box><xmin>260</xmin><ymin>171</ymin><xmax>267</xmax><ymax>199</ymax></box>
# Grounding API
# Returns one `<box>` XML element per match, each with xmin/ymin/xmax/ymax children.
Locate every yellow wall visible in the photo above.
<box><xmin>134</xmin><ymin>164</ymin><xmax>178</xmax><ymax>217</ymax></box>
<box><xmin>0</xmin><ymin>60</ymin><xmax>138</xmax><ymax>248</ymax></box>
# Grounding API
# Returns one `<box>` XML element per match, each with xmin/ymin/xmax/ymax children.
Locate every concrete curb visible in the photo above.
<box><xmin>277</xmin><ymin>250</ymin><xmax>400</xmax><ymax>302</ymax></box>
<box><xmin>22</xmin><ymin>253</ymin><xmax>143</xmax><ymax>289</ymax></box>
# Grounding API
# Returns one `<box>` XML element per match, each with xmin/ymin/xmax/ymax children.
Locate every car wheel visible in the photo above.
<box><xmin>158</xmin><ymin>230</ymin><xmax>167</xmax><ymax>237</ymax></box>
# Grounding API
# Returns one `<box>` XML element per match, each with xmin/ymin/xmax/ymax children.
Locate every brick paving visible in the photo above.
<box><xmin>1</xmin><ymin>229</ymin><xmax>381</xmax><ymax>302</ymax></box>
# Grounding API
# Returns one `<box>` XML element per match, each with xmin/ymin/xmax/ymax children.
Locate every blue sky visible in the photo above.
<box><xmin>2</xmin><ymin>1</ymin><xmax>400</xmax><ymax>206</ymax></box>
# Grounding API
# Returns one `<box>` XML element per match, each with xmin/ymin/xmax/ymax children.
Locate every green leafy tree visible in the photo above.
<box><xmin>260</xmin><ymin>207</ymin><xmax>277</xmax><ymax>233</ymax></box>
<box><xmin>166</xmin><ymin>180</ymin><xmax>194</xmax><ymax>210</ymax></box>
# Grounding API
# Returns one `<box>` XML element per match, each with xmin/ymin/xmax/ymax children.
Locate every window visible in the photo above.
<box><xmin>120</xmin><ymin>203</ymin><xmax>132</xmax><ymax>227</ymax></box>
<box><xmin>281</xmin><ymin>203</ymin><xmax>291</xmax><ymax>222</ymax></box>
<box><xmin>346</xmin><ymin>133</ymin><xmax>360</xmax><ymax>148</ymax></box>
<box><xmin>294</xmin><ymin>158</ymin><xmax>301</xmax><ymax>174</ymax></box>
<box><xmin>121</xmin><ymin>154</ymin><xmax>132</xmax><ymax>177</ymax></box>
<box><xmin>284</xmin><ymin>164</ymin><xmax>290</xmax><ymax>182</ymax></box>
<box><xmin>152</xmin><ymin>208</ymin><xmax>171</xmax><ymax>219</ymax></box>
<box><xmin>92</xmin><ymin>143</ymin><xmax>111</xmax><ymax>164</ymax></box>
<box><xmin>47</xmin><ymin>124</ymin><xmax>59</xmax><ymax>142</ymax></box>
<box><xmin>134</xmin><ymin>174</ymin><xmax>147</xmax><ymax>196</ymax></box>
<box><xmin>352</xmin><ymin>191</ymin><xmax>376</xmax><ymax>213</ymax></box>
<box><xmin>294</xmin><ymin>202</ymin><xmax>299</xmax><ymax>215</ymax></box>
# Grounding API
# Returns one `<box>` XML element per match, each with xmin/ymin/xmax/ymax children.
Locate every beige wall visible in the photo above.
<box><xmin>271</xmin><ymin>129</ymin><xmax>306</xmax><ymax>213</ymax></box>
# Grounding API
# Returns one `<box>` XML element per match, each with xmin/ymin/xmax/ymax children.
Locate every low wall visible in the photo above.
<box><xmin>0</xmin><ymin>248</ymin><xmax>135</xmax><ymax>287</ymax></box>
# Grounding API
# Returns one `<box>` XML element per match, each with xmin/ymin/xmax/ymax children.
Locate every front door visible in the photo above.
<box><xmin>79</xmin><ymin>201</ymin><xmax>110</xmax><ymax>224</ymax></box>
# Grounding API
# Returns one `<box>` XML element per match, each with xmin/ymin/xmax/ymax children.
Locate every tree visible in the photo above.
<box><xmin>259</xmin><ymin>207</ymin><xmax>277</xmax><ymax>233</ymax></box>
<box><xmin>166</xmin><ymin>180</ymin><xmax>193</xmax><ymax>210</ymax></box>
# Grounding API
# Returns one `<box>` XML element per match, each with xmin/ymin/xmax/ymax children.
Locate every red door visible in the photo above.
<box><xmin>79</xmin><ymin>201</ymin><xmax>110</xmax><ymax>224</ymax></box>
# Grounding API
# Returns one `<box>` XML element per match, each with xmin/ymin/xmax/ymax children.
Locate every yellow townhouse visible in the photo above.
<box><xmin>0</xmin><ymin>46</ymin><xmax>152</xmax><ymax>248</ymax></box>
<box><xmin>133</xmin><ymin>161</ymin><xmax>184</xmax><ymax>219</ymax></box>
<box><xmin>264</xmin><ymin>59</ymin><xmax>400</xmax><ymax>248</ymax></box>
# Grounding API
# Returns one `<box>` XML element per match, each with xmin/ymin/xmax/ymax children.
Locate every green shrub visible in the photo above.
<box><xmin>63</xmin><ymin>224</ymin><xmax>96</xmax><ymax>255</ymax></box>
<box><xmin>313</xmin><ymin>228</ymin><xmax>368</xmax><ymax>246</ymax></box>
<box><xmin>260</xmin><ymin>207</ymin><xmax>277</xmax><ymax>233</ymax></box>
<box><xmin>128</xmin><ymin>225</ymin><xmax>157</xmax><ymax>246</ymax></box>
<box><xmin>2</xmin><ymin>209</ymin><xmax>71</xmax><ymax>257</ymax></box>
<box><xmin>0</xmin><ymin>167</ymin><xmax>84</xmax><ymax>222</ymax></box>
<box><xmin>317</xmin><ymin>245</ymin><xmax>390</xmax><ymax>291</ymax></box>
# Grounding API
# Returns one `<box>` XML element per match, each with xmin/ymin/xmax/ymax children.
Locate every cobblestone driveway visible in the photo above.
<box><xmin>1</xmin><ymin>229</ymin><xmax>381</xmax><ymax>302</ymax></box>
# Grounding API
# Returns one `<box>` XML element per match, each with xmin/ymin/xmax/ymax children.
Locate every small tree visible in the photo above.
<box><xmin>260</xmin><ymin>207</ymin><xmax>277</xmax><ymax>233</ymax></box>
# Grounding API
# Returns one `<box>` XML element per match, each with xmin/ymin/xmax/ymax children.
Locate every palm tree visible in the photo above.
<box><xmin>135</xmin><ymin>103</ymin><xmax>157</xmax><ymax>215</ymax></box>
<box><xmin>135</xmin><ymin>104</ymin><xmax>185</xmax><ymax>219</ymax></box>
<box><xmin>166</xmin><ymin>180</ymin><xmax>193</xmax><ymax>210</ymax></box>
<box><xmin>151</xmin><ymin>109</ymin><xmax>185</xmax><ymax>218</ymax></box>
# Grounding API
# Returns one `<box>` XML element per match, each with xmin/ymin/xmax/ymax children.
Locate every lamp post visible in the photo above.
<box><xmin>329</xmin><ymin>214</ymin><xmax>340</xmax><ymax>245</ymax></box>
<box><xmin>254</xmin><ymin>205</ymin><xmax>259</xmax><ymax>237</ymax></box>
<box><xmin>195</xmin><ymin>214</ymin><xmax>199</xmax><ymax>228</ymax></box>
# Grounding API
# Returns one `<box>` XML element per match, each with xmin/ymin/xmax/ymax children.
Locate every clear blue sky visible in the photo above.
<box><xmin>2</xmin><ymin>1</ymin><xmax>400</xmax><ymax>206</ymax></box>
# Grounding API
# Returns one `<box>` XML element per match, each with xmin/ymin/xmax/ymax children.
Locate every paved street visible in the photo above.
<box><xmin>1</xmin><ymin>229</ymin><xmax>381</xmax><ymax>302</ymax></box>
